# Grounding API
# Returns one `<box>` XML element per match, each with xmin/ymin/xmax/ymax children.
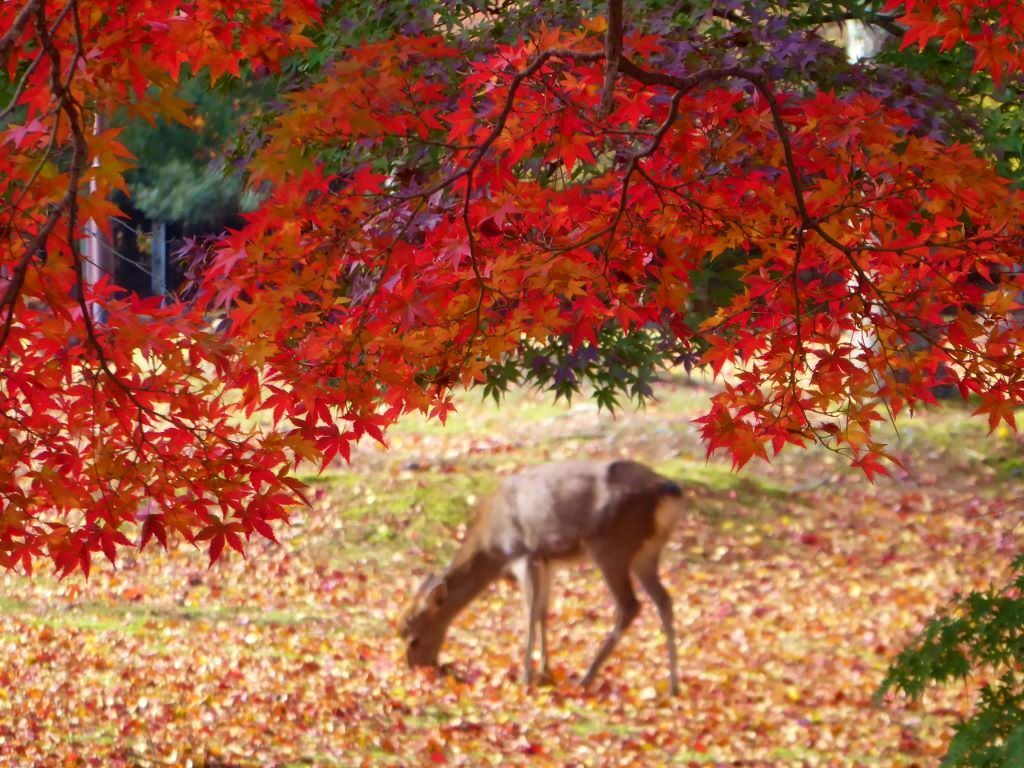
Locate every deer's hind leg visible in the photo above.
<box><xmin>580</xmin><ymin>541</ymin><xmax>640</xmax><ymax>689</ymax></box>
<box><xmin>633</xmin><ymin>546</ymin><xmax>678</xmax><ymax>696</ymax></box>
<box><xmin>633</xmin><ymin>494</ymin><xmax>683</xmax><ymax>695</ymax></box>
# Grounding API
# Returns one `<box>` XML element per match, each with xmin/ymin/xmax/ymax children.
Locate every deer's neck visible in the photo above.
<box><xmin>435</xmin><ymin>544</ymin><xmax>507</xmax><ymax>630</ymax></box>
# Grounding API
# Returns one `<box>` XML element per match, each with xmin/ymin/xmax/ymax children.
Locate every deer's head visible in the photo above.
<box><xmin>398</xmin><ymin>574</ymin><xmax>448</xmax><ymax>668</ymax></box>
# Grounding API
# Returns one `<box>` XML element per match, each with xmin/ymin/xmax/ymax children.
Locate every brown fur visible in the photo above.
<box><xmin>398</xmin><ymin>459</ymin><xmax>685</xmax><ymax>693</ymax></box>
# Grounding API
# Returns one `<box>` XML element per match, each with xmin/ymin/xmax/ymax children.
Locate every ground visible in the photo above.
<box><xmin>0</xmin><ymin>374</ymin><xmax>1021</xmax><ymax>767</ymax></box>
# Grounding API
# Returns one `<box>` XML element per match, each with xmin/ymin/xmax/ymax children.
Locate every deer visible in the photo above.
<box><xmin>398</xmin><ymin>459</ymin><xmax>685</xmax><ymax>695</ymax></box>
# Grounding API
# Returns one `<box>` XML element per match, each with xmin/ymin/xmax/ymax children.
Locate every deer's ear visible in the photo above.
<box><xmin>425</xmin><ymin>578</ymin><xmax>447</xmax><ymax>611</ymax></box>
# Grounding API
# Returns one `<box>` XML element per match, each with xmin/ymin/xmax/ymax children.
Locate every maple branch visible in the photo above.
<box><xmin>0</xmin><ymin>0</ymin><xmax>41</xmax><ymax>70</ymax></box>
<box><xmin>346</xmin><ymin>200</ymin><xmax>426</xmax><ymax>360</ymax></box>
<box><xmin>0</xmin><ymin>250</ymin><xmax>39</xmax><ymax>350</ymax></box>
<box><xmin>63</xmin><ymin>0</ymin><xmax>84</xmax><ymax>93</ymax></box>
<box><xmin>601</xmin><ymin>0</ymin><xmax>624</xmax><ymax>116</ymax></box>
<box><xmin>35</xmin><ymin>7</ymin><xmax>136</xmax><ymax>407</ymax></box>
<box><xmin>0</xmin><ymin>51</ymin><xmax>43</xmax><ymax>123</ymax></box>
<box><xmin>0</xmin><ymin>0</ymin><xmax>73</xmax><ymax>121</ymax></box>
<box><xmin>398</xmin><ymin>47</ymin><xmax>602</xmax><ymax>204</ymax></box>
<box><xmin>380</xmin><ymin>45</ymin><xmax>607</xmax><ymax>384</ymax></box>
<box><xmin>549</xmin><ymin>85</ymin><xmax>685</xmax><ymax>282</ymax></box>
<box><xmin>545</xmin><ymin>74</ymin><xmax>690</xmax><ymax>259</ymax></box>
<box><xmin>31</xmin><ymin>0</ymin><xmax>254</xmax><ymax>485</ymax></box>
<box><xmin>798</xmin><ymin>8</ymin><xmax>903</xmax><ymax>38</ymax></box>
<box><xmin>632</xmin><ymin>60</ymin><xmax>941</xmax><ymax>362</ymax></box>
<box><xmin>614</xmin><ymin>55</ymin><xmax>897</xmax><ymax>312</ymax></box>
<box><xmin>610</xmin><ymin>49</ymin><xmax>996</xmax><ymax>435</ymax></box>
<box><xmin>0</xmin><ymin>124</ymin><xmax>69</xmax><ymax>351</ymax></box>
<box><xmin>0</xmin><ymin>0</ymin><xmax>80</xmax><ymax>352</ymax></box>
<box><xmin>785</xmin><ymin>229</ymin><xmax>809</xmax><ymax>432</ymax></box>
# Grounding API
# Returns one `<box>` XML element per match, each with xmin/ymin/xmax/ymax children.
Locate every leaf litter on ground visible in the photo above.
<box><xmin>0</xmin><ymin>376</ymin><xmax>1021</xmax><ymax>767</ymax></box>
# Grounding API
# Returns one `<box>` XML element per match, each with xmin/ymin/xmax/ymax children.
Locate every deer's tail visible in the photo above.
<box><xmin>659</xmin><ymin>479</ymin><xmax>682</xmax><ymax>497</ymax></box>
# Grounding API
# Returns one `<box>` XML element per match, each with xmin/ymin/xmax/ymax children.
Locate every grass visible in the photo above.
<box><xmin>0</xmin><ymin>598</ymin><xmax>331</xmax><ymax>635</ymax></box>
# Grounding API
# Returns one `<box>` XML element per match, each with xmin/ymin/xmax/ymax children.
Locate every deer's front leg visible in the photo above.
<box><xmin>510</xmin><ymin>558</ymin><xmax>537</xmax><ymax>685</ymax></box>
<box><xmin>535</xmin><ymin>560</ymin><xmax>552</xmax><ymax>680</ymax></box>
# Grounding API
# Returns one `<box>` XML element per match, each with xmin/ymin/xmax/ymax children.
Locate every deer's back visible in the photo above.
<box><xmin>477</xmin><ymin>459</ymin><xmax>680</xmax><ymax>561</ymax></box>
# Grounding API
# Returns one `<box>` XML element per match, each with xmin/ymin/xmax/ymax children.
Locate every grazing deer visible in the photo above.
<box><xmin>398</xmin><ymin>459</ymin><xmax>684</xmax><ymax>694</ymax></box>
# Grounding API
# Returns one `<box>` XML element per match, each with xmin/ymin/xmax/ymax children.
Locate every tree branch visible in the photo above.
<box><xmin>0</xmin><ymin>1</ymin><xmax>72</xmax><ymax>122</ymax></box>
<box><xmin>799</xmin><ymin>9</ymin><xmax>903</xmax><ymax>38</ymax></box>
<box><xmin>600</xmin><ymin>0</ymin><xmax>624</xmax><ymax>115</ymax></box>
<box><xmin>0</xmin><ymin>0</ymin><xmax>41</xmax><ymax>70</ymax></box>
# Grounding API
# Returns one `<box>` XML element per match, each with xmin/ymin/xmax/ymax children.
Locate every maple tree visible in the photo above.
<box><xmin>2</xmin><ymin>0</ymin><xmax>1024</xmax><ymax>578</ymax></box>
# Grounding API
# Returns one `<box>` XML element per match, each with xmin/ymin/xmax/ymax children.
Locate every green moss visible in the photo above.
<box><xmin>295</xmin><ymin>468</ymin><xmax>361</xmax><ymax>486</ymax></box>
<box><xmin>0</xmin><ymin>596</ymin><xmax>30</xmax><ymax>613</ymax></box>
<box><xmin>3</xmin><ymin>599</ymin><xmax>329</xmax><ymax>635</ymax></box>
<box><xmin>12</xmin><ymin>601</ymin><xmax>153</xmax><ymax>633</ymax></box>
<box><xmin>306</xmin><ymin>469</ymin><xmax>501</xmax><ymax>569</ymax></box>
<box><xmin>655</xmin><ymin>459</ymin><xmax>788</xmax><ymax>498</ymax></box>
<box><xmin>569</xmin><ymin>715</ymin><xmax>637</xmax><ymax>738</ymax></box>
<box><xmin>987</xmin><ymin>453</ymin><xmax>1024</xmax><ymax>480</ymax></box>
<box><xmin>390</xmin><ymin>389</ymin><xmax>570</xmax><ymax>438</ymax></box>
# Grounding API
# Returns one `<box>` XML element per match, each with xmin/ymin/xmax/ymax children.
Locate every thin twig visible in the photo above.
<box><xmin>0</xmin><ymin>0</ymin><xmax>42</xmax><ymax>70</ymax></box>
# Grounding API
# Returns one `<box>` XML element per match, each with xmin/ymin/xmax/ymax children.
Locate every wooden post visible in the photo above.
<box><xmin>151</xmin><ymin>222</ymin><xmax>166</xmax><ymax>301</ymax></box>
<box><xmin>83</xmin><ymin>110</ymin><xmax>115</xmax><ymax>322</ymax></box>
